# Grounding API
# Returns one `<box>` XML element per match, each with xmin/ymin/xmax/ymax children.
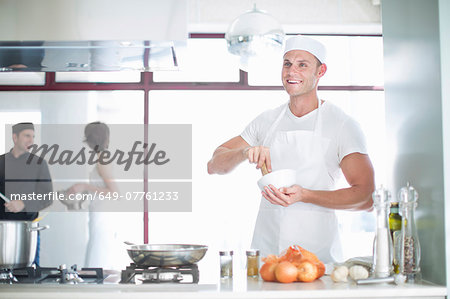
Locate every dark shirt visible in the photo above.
<box><xmin>0</xmin><ymin>151</ymin><xmax>53</xmax><ymax>220</ymax></box>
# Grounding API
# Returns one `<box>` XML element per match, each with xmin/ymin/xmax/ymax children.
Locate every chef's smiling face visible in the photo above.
<box><xmin>13</xmin><ymin>129</ymin><xmax>35</xmax><ymax>153</ymax></box>
<box><xmin>281</xmin><ymin>50</ymin><xmax>326</xmax><ymax>98</ymax></box>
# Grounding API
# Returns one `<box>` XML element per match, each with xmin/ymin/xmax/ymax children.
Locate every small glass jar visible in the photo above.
<box><xmin>219</xmin><ymin>250</ymin><xmax>233</xmax><ymax>278</ymax></box>
<box><xmin>246</xmin><ymin>249</ymin><xmax>260</xmax><ymax>277</ymax></box>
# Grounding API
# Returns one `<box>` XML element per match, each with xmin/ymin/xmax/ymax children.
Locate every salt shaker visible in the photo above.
<box><xmin>219</xmin><ymin>250</ymin><xmax>233</xmax><ymax>278</ymax></box>
<box><xmin>398</xmin><ymin>182</ymin><xmax>421</xmax><ymax>282</ymax></box>
<box><xmin>372</xmin><ymin>185</ymin><xmax>393</xmax><ymax>278</ymax></box>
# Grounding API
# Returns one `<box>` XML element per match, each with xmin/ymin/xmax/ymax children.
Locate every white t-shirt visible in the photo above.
<box><xmin>241</xmin><ymin>101</ymin><xmax>368</xmax><ymax>185</ymax></box>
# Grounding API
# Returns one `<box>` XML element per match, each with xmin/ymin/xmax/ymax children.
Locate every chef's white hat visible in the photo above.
<box><xmin>283</xmin><ymin>35</ymin><xmax>327</xmax><ymax>64</ymax></box>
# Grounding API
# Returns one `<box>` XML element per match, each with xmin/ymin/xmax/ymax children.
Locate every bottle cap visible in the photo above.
<box><xmin>246</xmin><ymin>249</ymin><xmax>260</xmax><ymax>256</ymax></box>
<box><xmin>219</xmin><ymin>250</ymin><xmax>234</xmax><ymax>256</ymax></box>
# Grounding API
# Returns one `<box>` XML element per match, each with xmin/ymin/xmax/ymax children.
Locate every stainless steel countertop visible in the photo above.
<box><xmin>0</xmin><ymin>275</ymin><xmax>446</xmax><ymax>299</ymax></box>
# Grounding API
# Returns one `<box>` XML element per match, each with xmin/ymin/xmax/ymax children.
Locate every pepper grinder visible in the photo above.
<box><xmin>372</xmin><ymin>186</ymin><xmax>393</xmax><ymax>278</ymax></box>
<box><xmin>398</xmin><ymin>182</ymin><xmax>421</xmax><ymax>282</ymax></box>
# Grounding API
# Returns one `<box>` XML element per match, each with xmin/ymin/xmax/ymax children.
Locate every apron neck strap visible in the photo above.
<box><xmin>262</xmin><ymin>98</ymin><xmax>324</xmax><ymax>146</ymax></box>
<box><xmin>314</xmin><ymin>98</ymin><xmax>323</xmax><ymax>137</ymax></box>
<box><xmin>262</xmin><ymin>102</ymin><xmax>289</xmax><ymax>146</ymax></box>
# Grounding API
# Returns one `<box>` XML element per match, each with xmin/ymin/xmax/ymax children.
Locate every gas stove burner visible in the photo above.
<box><xmin>140</xmin><ymin>269</ymin><xmax>184</xmax><ymax>283</ymax></box>
<box><xmin>0</xmin><ymin>269</ymin><xmax>18</xmax><ymax>284</ymax></box>
<box><xmin>120</xmin><ymin>263</ymin><xmax>199</xmax><ymax>284</ymax></box>
<box><xmin>2</xmin><ymin>265</ymin><xmax>104</xmax><ymax>284</ymax></box>
<box><xmin>56</xmin><ymin>264</ymin><xmax>84</xmax><ymax>284</ymax></box>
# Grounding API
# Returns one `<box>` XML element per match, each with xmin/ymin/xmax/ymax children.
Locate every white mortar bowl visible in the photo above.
<box><xmin>257</xmin><ymin>169</ymin><xmax>297</xmax><ymax>192</ymax></box>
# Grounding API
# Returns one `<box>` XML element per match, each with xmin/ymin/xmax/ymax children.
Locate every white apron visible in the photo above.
<box><xmin>251</xmin><ymin>100</ymin><xmax>343</xmax><ymax>263</ymax></box>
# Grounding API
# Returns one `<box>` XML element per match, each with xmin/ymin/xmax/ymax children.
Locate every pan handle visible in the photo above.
<box><xmin>0</xmin><ymin>191</ymin><xmax>11</xmax><ymax>203</ymax></box>
<box><xmin>29</xmin><ymin>225</ymin><xmax>50</xmax><ymax>232</ymax></box>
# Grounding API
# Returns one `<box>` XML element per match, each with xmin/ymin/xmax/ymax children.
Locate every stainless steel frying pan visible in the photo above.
<box><xmin>126</xmin><ymin>244</ymin><xmax>208</xmax><ymax>267</ymax></box>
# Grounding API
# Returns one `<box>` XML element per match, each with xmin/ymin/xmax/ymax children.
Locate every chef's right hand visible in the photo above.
<box><xmin>243</xmin><ymin>146</ymin><xmax>272</xmax><ymax>173</ymax></box>
<box><xmin>5</xmin><ymin>200</ymin><xmax>25</xmax><ymax>213</ymax></box>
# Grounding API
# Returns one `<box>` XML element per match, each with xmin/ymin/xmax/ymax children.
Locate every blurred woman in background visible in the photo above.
<box><xmin>67</xmin><ymin>121</ymin><xmax>121</xmax><ymax>269</ymax></box>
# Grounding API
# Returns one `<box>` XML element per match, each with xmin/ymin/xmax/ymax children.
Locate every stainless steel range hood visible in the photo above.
<box><xmin>0</xmin><ymin>0</ymin><xmax>187</xmax><ymax>72</ymax></box>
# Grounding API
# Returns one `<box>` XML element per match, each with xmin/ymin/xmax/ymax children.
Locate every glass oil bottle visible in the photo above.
<box><xmin>389</xmin><ymin>202</ymin><xmax>402</xmax><ymax>273</ymax></box>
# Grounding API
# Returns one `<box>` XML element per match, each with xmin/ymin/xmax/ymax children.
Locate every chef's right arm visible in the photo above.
<box><xmin>207</xmin><ymin>136</ymin><xmax>271</xmax><ymax>175</ymax></box>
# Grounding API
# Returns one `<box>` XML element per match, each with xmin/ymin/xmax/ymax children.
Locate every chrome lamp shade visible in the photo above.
<box><xmin>225</xmin><ymin>6</ymin><xmax>284</xmax><ymax>61</ymax></box>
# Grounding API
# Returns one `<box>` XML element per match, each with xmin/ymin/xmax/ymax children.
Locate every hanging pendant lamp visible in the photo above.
<box><xmin>225</xmin><ymin>4</ymin><xmax>284</xmax><ymax>70</ymax></box>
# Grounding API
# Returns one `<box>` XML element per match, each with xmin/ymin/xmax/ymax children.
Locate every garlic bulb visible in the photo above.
<box><xmin>348</xmin><ymin>265</ymin><xmax>369</xmax><ymax>280</ymax></box>
<box><xmin>331</xmin><ymin>265</ymin><xmax>349</xmax><ymax>282</ymax></box>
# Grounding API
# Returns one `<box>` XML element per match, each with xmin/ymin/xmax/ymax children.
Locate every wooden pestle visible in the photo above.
<box><xmin>261</xmin><ymin>162</ymin><xmax>269</xmax><ymax>176</ymax></box>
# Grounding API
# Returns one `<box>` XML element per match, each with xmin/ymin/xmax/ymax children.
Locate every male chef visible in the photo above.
<box><xmin>207</xmin><ymin>35</ymin><xmax>375</xmax><ymax>263</ymax></box>
<box><xmin>0</xmin><ymin>122</ymin><xmax>53</xmax><ymax>265</ymax></box>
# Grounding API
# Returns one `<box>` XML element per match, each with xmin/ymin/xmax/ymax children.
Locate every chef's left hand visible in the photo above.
<box><xmin>5</xmin><ymin>200</ymin><xmax>25</xmax><ymax>213</ymax></box>
<box><xmin>262</xmin><ymin>184</ymin><xmax>305</xmax><ymax>207</ymax></box>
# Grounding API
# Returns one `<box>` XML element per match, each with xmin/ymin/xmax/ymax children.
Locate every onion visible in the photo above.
<box><xmin>275</xmin><ymin>261</ymin><xmax>298</xmax><ymax>283</ymax></box>
<box><xmin>297</xmin><ymin>260</ymin><xmax>319</xmax><ymax>282</ymax></box>
<box><xmin>260</xmin><ymin>262</ymin><xmax>278</xmax><ymax>282</ymax></box>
